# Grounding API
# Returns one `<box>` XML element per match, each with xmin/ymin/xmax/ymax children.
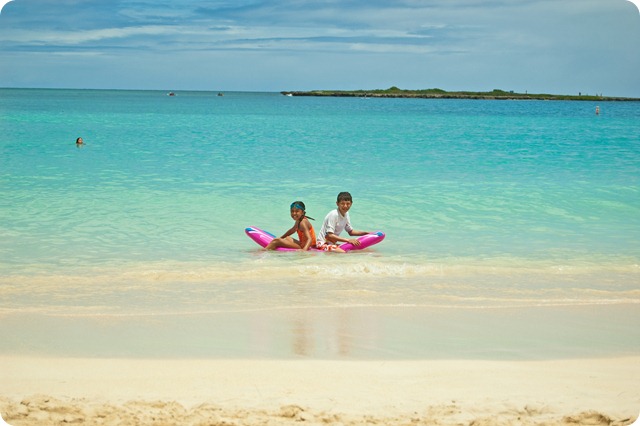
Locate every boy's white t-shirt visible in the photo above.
<box><xmin>317</xmin><ymin>209</ymin><xmax>353</xmax><ymax>246</ymax></box>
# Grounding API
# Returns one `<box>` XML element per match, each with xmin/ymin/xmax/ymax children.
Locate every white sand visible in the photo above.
<box><xmin>1</xmin><ymin>356</ymin><xmax>639</xmax><ymax>425</ymax></box>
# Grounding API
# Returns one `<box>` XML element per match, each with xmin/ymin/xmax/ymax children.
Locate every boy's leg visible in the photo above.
<box><xmin>317</xmin><ymin>242</ymin><xmax>345</xmax><ymax>253</ymax></box>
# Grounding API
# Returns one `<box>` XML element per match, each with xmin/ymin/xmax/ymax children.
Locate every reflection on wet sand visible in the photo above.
<box><xmin>292</xmin><ymin>314</ymin><xmax>313</xmax><ymax>357</ymax></box>
<box><xmin>291</xmin><ymin>308</ymin><xmax>381</xmax><ymax>358</ymax></box>
<box><xmin>1</xmin><ymin>305</ymin><xmax>638</xmax><ymax>359</ymax></box>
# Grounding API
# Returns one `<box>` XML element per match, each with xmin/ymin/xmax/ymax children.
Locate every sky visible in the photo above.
<box><xmin>0</xmin><ymin>0</ymin><xmax>638</xmax><ymax>96</ymax></box>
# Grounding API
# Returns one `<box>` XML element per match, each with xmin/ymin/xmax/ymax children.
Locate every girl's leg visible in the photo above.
<box><xmin>265</xmin><ymin>236</ymin><xmax>302</xmax><ymax>250</ymax></box>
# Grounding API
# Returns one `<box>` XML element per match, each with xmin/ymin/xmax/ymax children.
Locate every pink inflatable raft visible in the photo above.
<box><xmin>245</xmin><ymin>226</ymin><xmax>385</xmax><ymax>252</ymax></box>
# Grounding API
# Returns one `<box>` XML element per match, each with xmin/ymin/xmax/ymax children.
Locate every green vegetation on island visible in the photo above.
<box><xmin>281</xmin><ymin>87</ymin><xmax>639</xmax><ymax>101</ymax></box>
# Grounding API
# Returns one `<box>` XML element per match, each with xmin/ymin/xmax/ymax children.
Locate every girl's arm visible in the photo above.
<box><xmin>280</xmin><ymin>225</ymin><xmax>296</xmax><ymax>239</ymax></box>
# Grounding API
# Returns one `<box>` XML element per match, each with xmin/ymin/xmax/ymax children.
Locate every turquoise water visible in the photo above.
<box><xmin>1</xmin><ymin>89</ymin><xmax>639</xmax><ymax>358</ymax></box>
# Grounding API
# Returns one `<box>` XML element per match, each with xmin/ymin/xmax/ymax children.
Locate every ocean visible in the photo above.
<box><xmin>1</xmin><ymin>88</ymin><xmax>639</xmax><ymax>359</ymax></box>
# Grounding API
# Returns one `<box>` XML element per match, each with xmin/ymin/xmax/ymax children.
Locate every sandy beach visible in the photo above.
<box><xmin>1</xmin><ymin>302</ymin><xmax>638</xmax><ymax>425</ymax></box>
<box><xmin>1</xmin><ymin>356</ymin><xmax>638</xmax><ymax>425</ymax></box>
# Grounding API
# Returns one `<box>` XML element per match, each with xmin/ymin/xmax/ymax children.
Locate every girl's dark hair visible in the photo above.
<box><xmin>291</xmin><ymin>201</ymin><xmax>306</xmax><ymax>211</ymax></box>
<box><xmin>337</xmin><ymin>192</ymin><xmax>352</xmax><ymax>202</ymax></box>
<box><xmin>290</xmin><ymin>201</ymin><xmax>314</xmax><ymax>220</ymax></box>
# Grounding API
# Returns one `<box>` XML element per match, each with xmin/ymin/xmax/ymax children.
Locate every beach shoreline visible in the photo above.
<box><xmin>1</xmin><ymin>356</ymin><xmax>638</xmax><ymax>425</ymax></box>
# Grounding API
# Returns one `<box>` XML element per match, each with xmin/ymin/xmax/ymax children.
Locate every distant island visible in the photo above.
<box><xmin>281</xmin><ymin>87</ymin><xmax>640</xmax><ymax>101</ymax></box>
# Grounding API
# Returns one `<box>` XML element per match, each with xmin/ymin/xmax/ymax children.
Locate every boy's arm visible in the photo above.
<box><xmin>326</xmin><ymin>232</ymin><xmax>361</xmax><ymax>246</ymax></box>
<box><xmin>345</xmin><ymin>218</ymin><xmax>368</xmax><ymax>237</ymax></box>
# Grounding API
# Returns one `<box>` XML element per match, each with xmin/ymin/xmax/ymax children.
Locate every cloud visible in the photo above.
<box><xmin>0</xmin><ymin>0</ymin><xmax>638</xmax><ymax>95</ymax></box>
<box><xmin>0</xmin><ymin>0</ymin><xmax>499</xmax><ymax>55</ymax></box>
<box><xmin>3</xmin><ymin>25</ymin><xmax>177</xmax><ymax>45</ymax></box>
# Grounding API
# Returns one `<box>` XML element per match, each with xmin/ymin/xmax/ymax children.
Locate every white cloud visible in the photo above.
<box><xmin>0</xmin><ymin>0</ymin><xmax>638</xmax><ymax>95</ymax></box>
<box><xmin>1</xmin><ymin>25</ymin><xmax>179</xmax><ymax>45</ymax></box>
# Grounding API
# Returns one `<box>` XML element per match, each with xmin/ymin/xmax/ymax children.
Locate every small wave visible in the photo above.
<box><xmin>1</xmin><ymin>256</ymin><xmax>639</xmax><ymax>284</ymax></box>
<box><xmin>2</xmin><ymin>257</ymin><xmax>638</xmax><ymax>319</ymax></box>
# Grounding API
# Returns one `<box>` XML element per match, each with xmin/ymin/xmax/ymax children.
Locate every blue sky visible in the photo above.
<box><xmin>0</xmin><ymin>0</ymin><xmax>638</xmax><ymax>96</ymax></box>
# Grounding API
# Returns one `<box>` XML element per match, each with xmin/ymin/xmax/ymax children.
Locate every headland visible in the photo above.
<box><xmin>282</xmin><ymin>86</ymin><xmax>640</xmax><ymax>101</ymax></box>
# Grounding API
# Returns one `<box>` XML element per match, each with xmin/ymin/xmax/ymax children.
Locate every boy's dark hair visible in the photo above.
<box><xmin>337</xmin><ymin>192</ymin><xmax>352</xmax><ymax>202</ymax></box>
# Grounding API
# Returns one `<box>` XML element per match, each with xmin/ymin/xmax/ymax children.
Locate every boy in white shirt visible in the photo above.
<box><xmin>316</xmin><ymin>192</ymin><xmax>369</xmax><ymax>252</ymax></box>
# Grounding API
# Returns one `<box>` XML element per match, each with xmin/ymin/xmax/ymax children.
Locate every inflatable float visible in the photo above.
<box><xmin>245</xmin><ymin>226</ymin><xmax>385</xmax><ymax>252</ymax></box>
